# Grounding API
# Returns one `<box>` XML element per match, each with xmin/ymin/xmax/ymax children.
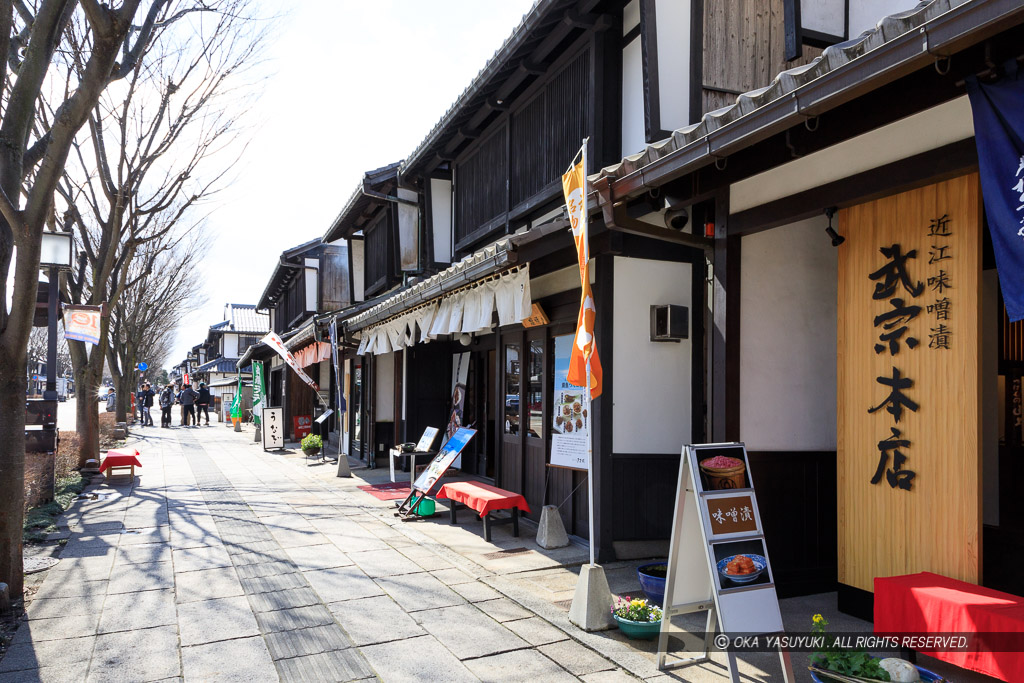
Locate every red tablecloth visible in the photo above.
<box><xmin>436</xmin><ymin>481</ymin><xmax>531</xmax><ymax>518</ymax></box>
<box><xmin>875</xmin><ymin>571</ymin><xmax>1024</xmax><ymax>681</ymax></box>
<box><xmin>99</xmin><ymin>449</ymin><xmax>142</xmax><ymax>475</ymax></box>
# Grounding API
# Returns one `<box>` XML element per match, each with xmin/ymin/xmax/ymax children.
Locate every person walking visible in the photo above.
<box><xmin>179</xmin><ymin>383</ymin><xmax>198</xmax><ymax>426</ymax></box>
<box><xmin>160</xmin><ymin>383</ymin><xmax>175</xmax><ymax>428</ymax></box>
<box><xmin>138</xmin><ymin>382</ymin><xmax>155</xmax><ymax>426</ymax></box>
<box><xmin>196</xmin><ymin>382</ymin><xmax>211</xmax><ymax>426</ymax></box>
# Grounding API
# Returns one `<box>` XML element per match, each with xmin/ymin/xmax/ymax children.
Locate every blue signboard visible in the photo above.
<box><xmin>412</xmin><ymin>427</ymin><xmax>476</xmax><ymax>494</ymax></box>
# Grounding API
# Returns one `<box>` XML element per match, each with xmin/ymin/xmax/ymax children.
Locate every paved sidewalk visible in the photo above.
<box><xmin>3</xmin><ymin>425</ymin><xmax>638</xmax><ymax>682</ymax></box>
<box><xmin>6</xmin><ymin>424</ymin><xmax>986</xmax><ymax>683</ymax></box>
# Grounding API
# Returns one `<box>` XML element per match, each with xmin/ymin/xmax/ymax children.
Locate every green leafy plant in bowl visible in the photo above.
<box><xmin>301</xmin><ymin>433</ymin><xmax>322</xmax><ymax>454</ymax></box>
<box><xmin>810</xmin><ymin>614</ymin><xmax>890</xmax><ymax>682</ymax></box>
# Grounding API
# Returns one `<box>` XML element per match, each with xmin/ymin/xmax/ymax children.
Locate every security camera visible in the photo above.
<box><xmin>665</xmin><ymin>207</ymin><xmax>689</xmax><ymax>231</ymax></box>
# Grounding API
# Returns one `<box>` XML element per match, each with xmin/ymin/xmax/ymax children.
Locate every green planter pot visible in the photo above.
<box><xmin>613</xmin><ymin>614</ymin><xmax>661</xmax><ymax>640</ymax></box>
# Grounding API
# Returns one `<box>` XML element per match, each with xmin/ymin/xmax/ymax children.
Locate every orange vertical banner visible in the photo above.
<box><xmin>561</xmin><ymin>144</ymin><xmax>603</xmax><ymax>398</ymax></box>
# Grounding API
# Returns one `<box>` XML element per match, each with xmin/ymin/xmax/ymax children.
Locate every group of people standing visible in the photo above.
<box><xmin>135</xmin><ymin>381</ymin><xmax>212</xmax><ymax>428</ymax></box>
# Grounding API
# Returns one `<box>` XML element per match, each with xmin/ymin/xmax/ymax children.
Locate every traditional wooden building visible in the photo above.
<box><xmin>245</xmin><ymin>238</ymin><xmax>353</xmax><ymax>442</ymax></box>
<box><xmin>326</xmin><ymin>0</ymin><xmax>863</xmax><ymax>564</ymax></box>
<box><xmin>586</xmin><ymin>0</ymin><xmax>1024</xmax><ymax>612</ymax></box>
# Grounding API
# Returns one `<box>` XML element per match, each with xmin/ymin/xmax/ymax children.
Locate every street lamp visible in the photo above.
<box><xmin>39</xmin><ymin>231</ymin><xmax>73</xmax><ymax>401</ymax></box>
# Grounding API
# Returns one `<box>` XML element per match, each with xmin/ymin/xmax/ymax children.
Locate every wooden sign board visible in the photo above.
<box><xmin>837</xmin><ymin>174</ymin><xmax>981</xmax><ymax>592</ymax></box>
<box><xmin>522</xmin><ymin>303</ymin><xmax>550</xmax><ymax>328</ymax></box>
<box><xmin>262</xmin><ymin>407</ymin><xmax>284</xmax><ymax>451</ymax></box>
<box><xmin>658</xmin><ymin>442</ymin><xmax>792</xmax><ymax>682</ymax></box>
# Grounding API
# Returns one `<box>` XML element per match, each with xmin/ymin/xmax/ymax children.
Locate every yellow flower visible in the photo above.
<box><xmin>812</xmin><ymin>614</ymin><xmax>824</xmax><ymax>625</ymax></box>
<box><xmin>630</xmin><ymin>599</ymin><xmax>646</xmax><ymax>607</ymax></box>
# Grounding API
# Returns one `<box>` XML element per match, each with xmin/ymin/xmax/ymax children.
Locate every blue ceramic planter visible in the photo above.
<box><xmin>637</xmin><ymin>562</ymin><xmax>667</xmax><ymax>607</ymax></box>
<box><xmin>613</xmin><ymin>614</ymin><xmax>661</xmax><ymax>640</ymax></box>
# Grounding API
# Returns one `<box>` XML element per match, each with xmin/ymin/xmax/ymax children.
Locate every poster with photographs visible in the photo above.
<box><xmin>412</xmin><ymin>428</ymin><xmax>476</xmax><ymax>495</ymax></box>
<box><xmin>550</xmin><ymin>334</ymin><xmax>589</xmax><ymax>470</ymax></box>
<box><xmin>711</xmin><ymin>538</ymin><xmax>773</xmax><ymax>592</ymax></box>
<box><xmin>687</xmin><ymin>444</ymin><xmax>752</xmax><ymax>493</ymax></box>
<box><xmin>262</xmin><ymin>407</ymin><xmax>284</xmax><ymax>450</ymax></box>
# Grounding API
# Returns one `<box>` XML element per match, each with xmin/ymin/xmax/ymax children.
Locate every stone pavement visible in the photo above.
<box><xmin>3</xmin><ymin>424</ymin><xmax>640</xmax><ymax>682</ymax></box>
<box><xmin>5</xmin><ymin>424</ymin><xmax>988</xmax><ymax>683</ymax></box>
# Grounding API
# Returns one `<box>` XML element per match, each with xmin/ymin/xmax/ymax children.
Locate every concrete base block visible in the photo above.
<box><xmin>536</xmin><ymin>505</ymin><xmax>570</xmax><ymax>549</ymax></box>
<box><xmin>336</xmin><ymin>452</ymin><xmax>351</xmax><ymax>478</ymax></box>
<box><xmin>113</xmin><ymin>428</ymin><xmax>126</xmax><ymax>439</ymax></box>
<box><xmin>254</xmin><ymin>426</ymin><xmax>261</xmax><ymax>443</ymax></box>
<box><xmin>568</xmin><ymin>564</ymin><xmax>614</xmax><ymax>632</ymax></box>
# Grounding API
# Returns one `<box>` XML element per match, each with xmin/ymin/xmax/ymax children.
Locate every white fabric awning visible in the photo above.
<box><xmin>355</xmin><ymin>265</ymin><xmax>531</xmax><ymax>355</ymax></box>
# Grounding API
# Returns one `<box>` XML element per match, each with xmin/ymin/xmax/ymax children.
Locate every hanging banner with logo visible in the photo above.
<box><xmin>260</xmin><ymin>331</ymin><xmax>326</xmax><ymax>406</ymax></box>
<box><xmin>561</xmin><ymin>142</ymin><xmax>603</xmax><ymax>397</ymax></box>
<box><xmin>252</xmin><ymin>360</ymin><xmax>266</xmax><ymax>426</ymax></box>
<box><xmin>966</xmin><ymin>62</ymin><xmax>1024</xmax><ymax>321</ymax></box>
<box><xmin>63</xmin><ymin>304</ymin><xmax>102</xmax><ymax>345</ymax></box>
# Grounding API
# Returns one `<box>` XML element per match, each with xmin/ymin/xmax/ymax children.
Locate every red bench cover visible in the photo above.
<box><xmin>436</xmin><ymin>481</ymin><xmax>531</xmax><ymax>518</ymax></box>
<box><xmin>99</xmin><ymin>449</ymin><xmax>142</xmax><ymax>475</ymax></box>
<box><xmin>874</xmin><ymin>571</ymin><xmax>1024</xmax><ymax>681</ymax></box>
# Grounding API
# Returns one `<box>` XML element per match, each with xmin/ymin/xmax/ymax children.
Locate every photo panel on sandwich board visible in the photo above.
<box><xmin>657</xmin><ymin>442</ymin><xmax>792</xmax><ymax>682</ymax></box>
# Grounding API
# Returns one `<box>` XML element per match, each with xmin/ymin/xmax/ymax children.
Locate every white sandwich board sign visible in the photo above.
<box><xmin>657</xmin><ymin>442</ymin><xmax>794</xmax><ymax>682</ymax></box>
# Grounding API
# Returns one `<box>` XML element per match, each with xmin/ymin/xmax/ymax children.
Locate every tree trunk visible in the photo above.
<box><xmin>0</xmin><ymin>346</ymin><xmax>27</xmax><ymax>599</ymax></box>
<box><xmin>74</xmin><ymin>361</ymin><xmax>101</xmax><ymax>468</ymax></box>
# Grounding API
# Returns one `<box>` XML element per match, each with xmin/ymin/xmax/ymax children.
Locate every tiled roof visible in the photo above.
<box><xmin>592</xmin><ymin>0</ymin><xmax>986</xmax><ymax>187</ymax></box>
<box><xmin>197</xmin><ymin>358</ymin><xmax>239</xmax><ymax>374</ymax></box>
<box><xmin>322</xmin><ymin>161</ymin><xmax>402</xmax><ymax>242</ymax></box>
<box><xmin>226</xmin><ymin>303</ymin><xmax>269</xmax><ymax>334</ymax></box>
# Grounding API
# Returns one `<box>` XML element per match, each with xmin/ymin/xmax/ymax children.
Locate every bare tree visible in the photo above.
<box><xmin>106</xmin><ymin>229</ymin><xmax>209</xmax><ymax>422</ymax></box>
<box><xmin>0</xmin><ymin>0</ymin><xmax>189</xmax><ymax>601</ymax></box>
<box><xmin>57</xmin><ymin>0</ymin><xmax>264</xmax><ymax>465</ymax></box>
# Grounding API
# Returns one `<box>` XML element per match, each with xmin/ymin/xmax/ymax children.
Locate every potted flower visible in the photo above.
<box><xmin>808</xmin><ymin>614</ymin><xmax>941</xmax><ymax>683</ymax></box>
<box><xmin>611</xmin><ymin>596</ymin><xmax>662</xmax><ymax>640</ymax></box>
<box><xmin>301</xmin><ymin>433</ymin><xmax>322</xmax><ymax>456</ymax></box>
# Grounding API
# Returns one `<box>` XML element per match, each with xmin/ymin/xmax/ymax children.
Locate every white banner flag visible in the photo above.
<box><xmin>261</xmin><ymin>331</ymin><xmax>320</xmax><ymax>391</ymax></box>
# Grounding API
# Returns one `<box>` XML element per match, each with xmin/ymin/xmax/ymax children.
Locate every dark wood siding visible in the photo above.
<box><xmin>454</xmin><ymin>45</ymin><xmax>593</xmax><ymax>254</ymax></box>
<box><xmin>364</xmin><ymin>213</ymin><xmax>391</xmax><ymax>297</ymax></box>
<box><xmin>320</xmin><ymin>244</ymin><xmax>351</xmax><ymax>312</ymax></box>
<box><xmin>454</xmin><ymin>125</ymin><xmax>507</xmax><ymax>248</ymax></box>
<box><xmin>273</xmin><ymin>274</ymin><xmax>307</xmax><ymax>334</ymax></box>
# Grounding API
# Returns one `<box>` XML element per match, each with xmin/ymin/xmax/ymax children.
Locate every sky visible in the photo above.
<box><xmin>167</xmin><ymin>0</ymin><xmax>535</xmax><ymax>366</ymax></box>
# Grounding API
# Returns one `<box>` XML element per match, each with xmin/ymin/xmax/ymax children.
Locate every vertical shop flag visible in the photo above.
<box><xmin>251</xmin><ymin>360</ymin><xmax>265</xmax><ymax>426</ymax></box>
<box><xmin>230</xmin><ymin>378</ymin><xmax>242</xmax><ymax>419</ymax></box>
<box><xmin>967</xmin><ymin>63</ymin><xmax>1024</xmax><ymax>321</ymax></box>
<box><xmin>561</xmin><ymin>142</ymin><xmax>603</xmax><ymax>397</ymax></box>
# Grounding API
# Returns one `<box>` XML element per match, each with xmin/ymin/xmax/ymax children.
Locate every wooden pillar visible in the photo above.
<box><xmin>593</xmin><ymin>253</ymin><xmax>616</xmax><ymax>562</ymax></box>
<box><xmin>710</xmin><ymin>189</ymin><xmax>740</xmax><ymax>442</ymax></box>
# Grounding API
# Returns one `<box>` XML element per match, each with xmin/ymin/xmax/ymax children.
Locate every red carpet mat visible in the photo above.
<box><xmin>357</xmin><ymin>482</ymin><xmax>411</xmax><ymax>501</ymax></box>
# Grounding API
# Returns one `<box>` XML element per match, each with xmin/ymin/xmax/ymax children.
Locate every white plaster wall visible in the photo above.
<box><xmin>621</xmin><ymin>37</ymin><xmax>645</xmax><ymax>158</ymax></box>
<box><xmin>430</xmin><ymin>179</ymin><xmax>452</xmax><ymax>264</ymax></box>
<box><xmin>655</xmin><ymin>0</ymin><xmax>691</xmax><ymax>131</ymax></box>
<box><xmin>739</xmin><ymin>217</ymin><xmax>837</xmax><ymax>451</ymax></box>
<box><xmin>801</xmin><ymin>0</ymin><xmax>845</xmax><ymax>36</ymax></box>
<box><xmin>849</xmin><ymin>0</ymin><xmax>918</xmax><ymax>38</ymax></box>
<box><xmin>223</xmin><ymin>333</ymin><xmax>238</xmax><ymax>359</ymax></box>
<box><xmin>612</xmin><ymin>257</ymin><xmax>692</xmax><ymax>454</ymax></box>
<box><xmin>730</xmin><ymin>97</ymin><xmax>974</xmax><ymax>214</ymax></box>
<box><xmin>623</xmin><ymin>0</ymin><xmax>639</xmax><ymax>33</ymax></box>
<box><xmin>304</xmin><ymin>267</ymin><xmax>318</xmax><ymax>312</ymax></box>
<box><xmin>351</xmin><ymin>240</ymin><xmax>365</xmax><ymax>302</ymax></box>
<box><xmin>375</xmin><ymin>353</ymin><xmax>394</xmax><ymax>422</ymax></box>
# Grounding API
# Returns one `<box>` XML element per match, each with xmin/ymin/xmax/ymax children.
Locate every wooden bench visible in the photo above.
<box><xmin>875</xmin><ymin>571</ymin><xmax>1024</xmax><ymax>681</ymax></box>
<box><xmin>436</xmin><ymin>481</ymin><xmax>531</xmax><ymax>542</ymax></box>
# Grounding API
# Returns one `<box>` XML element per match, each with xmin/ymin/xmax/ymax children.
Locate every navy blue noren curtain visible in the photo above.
<box><xmin>967</xmin><ymin>61</ymin><xmax>1024</xmax><ymax>321</ymax></box>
